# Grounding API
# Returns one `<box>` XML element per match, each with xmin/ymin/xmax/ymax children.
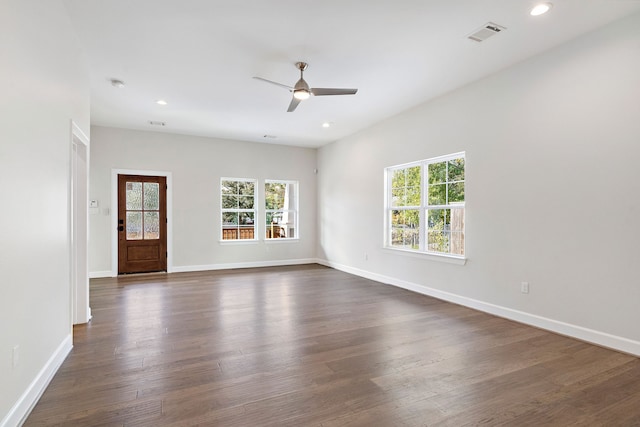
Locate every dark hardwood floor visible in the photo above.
<box><xmin>25</xmin><ymin>264</ymin><xmax>640</xmax><ymax>426</ymax></box>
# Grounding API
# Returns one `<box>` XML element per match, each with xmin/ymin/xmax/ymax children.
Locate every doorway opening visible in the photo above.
<box><xmin>70</xmin><ymin>122</ymin><xmax>90</xmax><ymax>324</ymax></box>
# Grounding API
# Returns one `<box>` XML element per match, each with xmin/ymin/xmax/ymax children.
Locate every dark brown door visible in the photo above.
<box><xmin>118</xmin><ymin>175</ymin><xmax>167</xmax><ymax>274</ymax></box>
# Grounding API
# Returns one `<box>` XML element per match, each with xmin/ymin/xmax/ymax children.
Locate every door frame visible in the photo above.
<box><xmin>111</xmin><ymin>169</ymin><xmax>173</xmax><ymax>277</ymax></box>
<box><xmin>70</xmin><ymin>121</ymin><xmax>91</xmax><ymax>324</ymax></box>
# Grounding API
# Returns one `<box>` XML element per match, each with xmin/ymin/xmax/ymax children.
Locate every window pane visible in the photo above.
<box><xmin>391</xmin><ymin>209</ymin><xmax>420</xmax><ymax>249</ymax></box>
<box><xmin>266</xmin><ymin>211</ymin><xmax>296</xmax><ymax>238</ymax></box>
<box><xmin>126</xmin><ymin>182</ymin><xmax>142</xmax><ymax>210</ymax></box>
<box><xmin>427</xmin><ymin>208</ymin><xmax>460</xmax><ymax>255</ymax></box>
<box><xmin>407</xmin><ymin>185</ymin><xmax>420</xmax><ymax>206</ymax></box>
<box><xmin>222</xmin><ymin>212</ymin><xmax>238</xmax><ymax>226</ymax></box>
<box><xmin>265</xmin><ymin>183</ymin><xmax>285</xmax><ymax>209</ymax></box>
<box><xmin>406</xmin><ymin>166</ymin><xmax>421</xmax><ymax>188</ymax></box>
<box><xmin>428</xmin><ymin>162</ymin><xmax>446</xmax><ymax>184</ymax></box>
<box><xmin>239</xmin><ymin>181</ymin><xmax>254</xmax><ymax>196</ymax></box>
<box><xmin>448</xmin><ymin>182</ymin><xmax>465</xmax><ymax>204</ymax></box>
<box><xmin>240</xmin><ymin>212</ymin><xmax>254</xmax><ymax>225</ymax></box>
<box><xmin>222</xmin><ymin>213</ymin><xmax>238</xmax><ymax>240</ymax></box>
<box><xmin>144</xmin><ymin>212</ymin><xmax>159</xmax><ymax>239</ymax></box>
<box><xmin>222</xmin><ymin>229</ymin><xmax>238</xmax><ymax>240</ymax></box>
<box><xmin>427</xmin><ymin>209</ymin><xmax>446</xmax><ymax>231</ymax></box>
<box><xmin>143</xmin><ymin>183</ymin><xmax>159</xmax><ymax>210</ymax></box>
<box><xmin>428</xmin><ymin>231</ymin><xmax>450</xmax><ymax>253</ymax></box>
<box><xmin>238</xmin><ymin>196</ymin><xmax>254</xmax><ymax>209</ymax></box>
<box><xmin>126</xmin><ymin>211</ymin><xmax>142</xmax><ymax>240</ymax></box>
<box><xmin>448</xmin><ymin>158</ymin><xmax>465</xmax><ymax>182</ymax></box>
<box><xmin>221</xmin><ymin>195</ymin><xmax>237</xmax><ymax>209</ymax></box>
<box><xmin>238</xmin><ymin>212</ymin><xmax>255</xmax><ymax>240</ymax></box>
<box><xmin>391</xmin><ymin>166</ymin><xmax>421</xmax><ymax>207</ymax></box>
<box><xmin>391</xmin><ymin>187</ymin><xmax>404</xmax><ymax>207</ymax></box>
<box><xmin>428</xmin><ymin>184</ymin><xmax>446</xmax><ymax>205</ymax></box>
<box><xmin>392</xmin><ymin>169</ymin><xmax>406</xmax><ymax>188</ymax></box>
<box><xmin>221</xmin><ymin>180</ymin><xmax>238</xmax><ymax>195</ymax></box>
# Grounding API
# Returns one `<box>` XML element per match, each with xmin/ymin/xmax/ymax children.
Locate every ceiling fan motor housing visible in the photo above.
<box><xmin>294</xmin><ymin>62</ymin><xmax>311</xmax><ymax>99</ymax></box>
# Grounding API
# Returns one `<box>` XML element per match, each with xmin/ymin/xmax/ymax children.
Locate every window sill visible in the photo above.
<box><xmin>382</xmin><ymin>247</ymin><xmax>467</xmax><ymax>265</ymax></box>
<box><xmin>264</xmin><ymin>238</ymin><xmax>300</xmax><ymax>244</ymax></box>
<box><xmin>219</xmin><ymin>239</ymin><xmax>259</xmax><ymax>245</ymax></box>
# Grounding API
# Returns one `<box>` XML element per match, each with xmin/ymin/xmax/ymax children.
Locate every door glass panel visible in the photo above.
<box><xmin>126</xmin><ymin>211</ymin><xmax>143</xmax><ymax>240</ymax></box>
<box><xmin>126</xmin><ymin>182</ymin><xmax>142</xmax><ymax>210</ymax></box>
<box><xmin>143</xmin><ymin>183</ymin><xmax>160</xmax><ymax>210</ymax></box>
<box><xmin>144</xmin><ymin>212</ymin><xmax>160</xmax><ymax>239</ymax></box>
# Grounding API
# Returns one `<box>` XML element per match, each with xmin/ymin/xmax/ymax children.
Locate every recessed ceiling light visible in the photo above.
<box><xmin>110</xmin><ymin>79</ymin><xmax>125</xmax><ymax>88</ymax></box>
<box><xmin>530</xmin><ymin>3</ymin><xmax>552</xmax><ymax>16</ymax></box>
<box><xmin>156</xmin><ymin>99</ymin><xmax>168</xmax><ymax>106</ymax></box>
<box><xmin>322</xmin><ymin>122</ymin><xmax>332</xmax><ymax>128</ymax></box>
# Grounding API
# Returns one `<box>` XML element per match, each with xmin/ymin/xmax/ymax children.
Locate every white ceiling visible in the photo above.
<box><xmin>64</xmin><ymin>0</ymin><xmax>640</xmax><ymax>148</ymax></box>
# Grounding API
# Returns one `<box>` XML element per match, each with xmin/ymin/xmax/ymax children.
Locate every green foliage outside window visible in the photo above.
<box><xmin>387</xmin><ymin>154</ymin><xmax>465</xmax><ymax>256</ymax></box>
<box><xmin>221</xmin><ymin>179</ymin><xmax>256</xmax><ymax>239</ymax></box>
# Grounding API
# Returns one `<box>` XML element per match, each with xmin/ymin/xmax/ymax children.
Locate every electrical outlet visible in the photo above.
<box><xmin>521</xmin><ymin>282</ymin><xmax>530</xmax><ymax>294</ymax></box>
<box><xmin>364</xmin><ymin>253</ymin><xmax>368</xmax><ymax>261</ymax></box>
<box><xmin>12</xmin><ymin>345</ymin><xmax>19</xmax><ymax>369</ymax></box>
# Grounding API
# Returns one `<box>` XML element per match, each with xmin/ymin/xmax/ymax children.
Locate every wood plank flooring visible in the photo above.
<box><xmin>25</xmin><ymin>264</ymin><xmax>640</xmax><ymax>426</ymax></box>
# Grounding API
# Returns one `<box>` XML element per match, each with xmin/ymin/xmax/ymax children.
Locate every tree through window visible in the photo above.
<box><xmin>221</xmin><ymin>178</ymin><xmax>256</xmax><ymax>240</ymax></box>
<box><xmin>386</xmin><ymin>153</ymin><xmax>465</xmax><ymax>257</ymax></box>
<box><xmin>265</xmin><ymin>180</ymin><xmax>298</xmax><ymax>239</ymax></box>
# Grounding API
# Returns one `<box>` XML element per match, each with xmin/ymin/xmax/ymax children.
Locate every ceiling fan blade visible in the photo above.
<box><xmin>287</xmin><ymin>97</ymin><xmax>301</xmax><ymax>112</ymax></box>
<box><xmin>253</xmin><ymin>77</ymin><xmax>293</xmax><ymax>91</ymax></box>
<box><xmin>311</xmin><ymin>88</ymin><xmax>358</xmax><ymax>96</ymax></box>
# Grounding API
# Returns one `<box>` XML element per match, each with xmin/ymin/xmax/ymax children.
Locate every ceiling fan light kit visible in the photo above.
<box><xmin>254</xmin><ymin>61</ymin><xmax>358</xmax><ymax>112</ymax></box>
<box><xmin>294</xmin><ymin>89</ymin><xmax>310</xmax><ymax>100</ymax></box>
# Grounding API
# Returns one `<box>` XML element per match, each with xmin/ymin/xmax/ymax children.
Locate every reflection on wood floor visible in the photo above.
<box><xmin>25</xmin><ymin>264</ymin><xmax>640</xmax><ymax>426</ymax></box>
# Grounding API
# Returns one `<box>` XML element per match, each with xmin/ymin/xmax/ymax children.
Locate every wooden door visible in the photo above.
<box><xmin>118</xmin><ymin>175</ymin><xmax>167</xmax><ymax>274</ymax></box>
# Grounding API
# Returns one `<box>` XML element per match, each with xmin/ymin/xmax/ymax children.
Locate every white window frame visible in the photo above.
<box><xmin>220</xmin><ymin>177</ymin><xmax>258</xmax><ymax>242</ymax></box>
<box><xmin>384</xmin><ymin>152</ymin><xmax>465</xmax><ymax>260</ymax></box>
<box><xmin>264</xmin><ymin>179</ymin><xmax>299</xmax><ymax>240</ymax></box>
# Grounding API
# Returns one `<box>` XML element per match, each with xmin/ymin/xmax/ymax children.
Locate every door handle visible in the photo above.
<box><xmin>118</xmin><ymin>225</ymin><xmax>124</xmax><ymax>232</ymax></box>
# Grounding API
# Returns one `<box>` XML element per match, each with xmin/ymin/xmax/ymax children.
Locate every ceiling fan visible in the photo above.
<box><xmin>253</xmin><ymin>62</ymin><xmax>358</xmax><ymax>112</ymax></box>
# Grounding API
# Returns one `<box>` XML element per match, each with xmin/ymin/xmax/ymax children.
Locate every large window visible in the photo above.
<box><xmin>221</xmin><ymin>178</ymin><xmax>256</xmax><ymax>240</ymax></box>
<box><xmin>265</xmin><ymin>180</ymin><xmax>298</xmax><ymax>239</ymax></box>
<box><xmin>386</xmin><ymin>152</ymin><xmax>465</xmax><ymax>257</ymax></box>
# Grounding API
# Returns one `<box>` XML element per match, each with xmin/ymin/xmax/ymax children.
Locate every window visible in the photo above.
<box><xmin>386</xmin><ymin>152</ymin><xmax>465</xmax><ymax>257</ymax></box>
<box><xmin>265</xmin><ymin>180</ymin><xmax>298</xmax><ymax>239</ymax></box>
<box><xmin>221</xmin><ymin>178</ymin><xmax>256</xmax><ymax>240</ymax></box>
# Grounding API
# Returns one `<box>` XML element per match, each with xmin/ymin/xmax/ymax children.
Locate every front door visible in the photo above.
<box><xmin>118</xmin><ymin>174</ymin><xmax>167</xmax><ymax>274</ymax></box>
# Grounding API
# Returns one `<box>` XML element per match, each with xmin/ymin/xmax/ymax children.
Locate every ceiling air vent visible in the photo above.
<box><xmin>148</xmin><ymin>121</ymin><xmax>166</xmax><ymax>126</ymax></box>
<box><xmin>468</xmin><ymin>22</ymin><xmax>506</xmax><ymax>42</ymax></box>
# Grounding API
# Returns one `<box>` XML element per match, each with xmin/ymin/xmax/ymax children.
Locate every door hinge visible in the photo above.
<box><xmin>166</xmin><ymin>251</ymin><xmax>168</xmax><ymax>258</ymax></box>
<box><xmin>166</xmin><ymin>218</ymin><xmax>168</xmax><ymax>223</ymax></box>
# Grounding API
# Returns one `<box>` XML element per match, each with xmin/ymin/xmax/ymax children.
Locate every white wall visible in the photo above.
<box><xmin>318</xmin><ymin>13</ymin><xmax>640</xmax><ymax>354</ymax></box>
<box><xmin>89</xmin><ymin>126</ymin><xmax>317</xmax><ymax>275</ymax></box>
<box><xmin>0</xmin><ymin>0</ymin><xmax>90</xmax><ymax>424</ymax></box>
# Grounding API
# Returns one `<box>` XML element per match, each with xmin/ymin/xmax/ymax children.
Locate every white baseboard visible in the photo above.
<box><xmin>89</xmin><ymin>270</ymin><xmax>112</xmax><ymax>279</ymax></box>
<box><xmin>317</xmin><ymin>259</ymin><xmax>640</xmax><ymax>357</ymax></box>
<box><xmin>172</xmin><ymin>258</ymin><xmax>318</xmax><ymax>273</ymax></box>
<box><xmin>1</xmin><ymin>334</ymin><xmax>73</xmax><ymax>427</ymax></box>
